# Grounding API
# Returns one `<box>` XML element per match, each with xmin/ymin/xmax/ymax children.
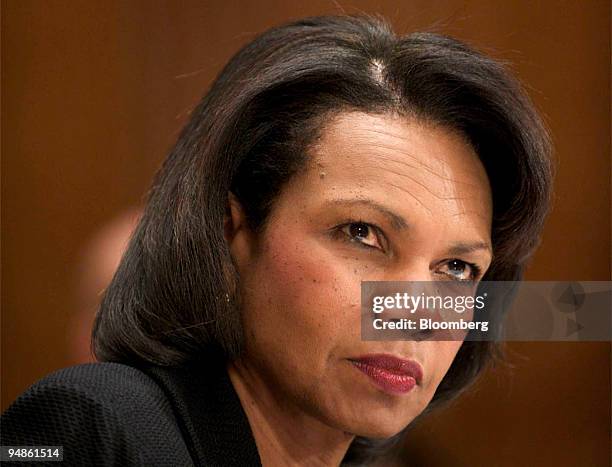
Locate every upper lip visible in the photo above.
<box><xmin>348</xmin><ymin>353</ymin><xmax>423</xmax><ymax>384</ymax></box>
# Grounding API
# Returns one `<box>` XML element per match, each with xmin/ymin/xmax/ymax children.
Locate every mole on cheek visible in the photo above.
<box><xmin>266</xmin><ymin>239</ymin><xmax>309</xmax><ymax>284</ymax></box>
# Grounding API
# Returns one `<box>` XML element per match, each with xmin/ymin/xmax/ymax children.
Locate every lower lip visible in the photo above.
<box><xmin>350</xmin><ymin>361</ymin><xmax>417</xmax><ymax>395</ymax></box>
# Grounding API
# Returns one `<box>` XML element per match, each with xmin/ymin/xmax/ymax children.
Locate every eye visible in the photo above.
<box><xmin>437</xmin><ymin>259</ymin><xmax>481</xmax><ymax>281</ymax></box>
<box><xmin>338</xmin><ymin>222</ymin><xmax>384</xmax><ymax>251</ymax></box>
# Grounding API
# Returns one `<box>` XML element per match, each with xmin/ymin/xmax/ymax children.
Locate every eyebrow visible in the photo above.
<box><xmin>327</xmin><ymin>198</ymin><xmax>409</xmax><ymax>231</ymax></box>
<box><xmin>327</xmin><ymin>198</ymin><xmax>493</xmax><ymax>256</ymax></box>
<box><xmin>447</xmin><ymin>241</ymin><xmax>492</xmax><ymax>256</ymax></box>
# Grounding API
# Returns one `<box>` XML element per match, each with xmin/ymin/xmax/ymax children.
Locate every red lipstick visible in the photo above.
<box><xmin>349</xmin><ymin>354</ymin><xmax>423</xmax><ymax>395</ymax></box>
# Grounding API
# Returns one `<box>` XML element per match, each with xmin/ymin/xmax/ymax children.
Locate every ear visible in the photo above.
<box><xmin>224</xmin><ymin>192</ymin><xmax>254</xmax><ymax>269</ymax></box>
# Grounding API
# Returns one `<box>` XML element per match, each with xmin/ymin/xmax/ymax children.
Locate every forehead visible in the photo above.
<box><xmin>311</xmin><ymin>112</ymin><xmax>486</xmax><ymax>184</ymax></box>
<box><xmin>299</xmin><ymin>111</ymin><xmax>492</xmax><ymax>232</ymax></box>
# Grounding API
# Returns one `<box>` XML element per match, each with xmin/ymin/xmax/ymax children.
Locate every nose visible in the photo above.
<box><xmin>388</xmin><ymin>258</ymin><xmax>433</xmax><ymax>283</ymax></box>
<box><xmin>362</xmin><ymin>263</ymin><xmax>472</xmax><ymax>342</ymax></box>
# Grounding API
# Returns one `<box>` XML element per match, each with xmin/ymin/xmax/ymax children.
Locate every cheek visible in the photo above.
<box><xmin>423</xmin><ymin>341</ymin><xmax>464</xmax><ymax>391</ymax></box>
<box><xmin>242</xmin><ymin>226</ymin><xmax>361</xmax><ymax>367</ymax></box>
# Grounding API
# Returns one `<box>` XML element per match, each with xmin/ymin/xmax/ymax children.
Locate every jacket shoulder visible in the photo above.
<box><xmin>25</xmin><ymin>362</ymin><xmax>168</xmax><ymax>402</ymax></box>
<box><xmin>1</xmin><ymin>363</ymin><xmax>194</xmax><ymax>466</ymax></box>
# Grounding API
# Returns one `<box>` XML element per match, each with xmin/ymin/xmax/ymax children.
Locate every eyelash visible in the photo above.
<box><xmin>439</xmin><ymin>259</ymin><xmax>482</xmax><ymax>282</ymax></box>
<box><xmin>332</xmin><ymin>220</ymin><xmax>483</xmax><ymax>281</ymax></box>
<box><xmin>333</xmin><ymin>219</ymin><xmax>385</xmax><ymax>251</ymax></box>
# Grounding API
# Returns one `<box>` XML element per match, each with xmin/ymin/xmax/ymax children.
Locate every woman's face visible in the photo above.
<box><xmin>229</xmin><ymin>111</ymin><xmax>493</xmax><ymax>438</ymax></box>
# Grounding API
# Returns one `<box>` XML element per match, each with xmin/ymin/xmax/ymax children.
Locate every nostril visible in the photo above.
<box><xmin>414</xmin><ymin>326</ymin><xmax>435</xmax><ymax>341</ymax></box>
<box><xmin>386</xmin><ymin>318</ymin><xmax>436</xmax><ymax>341</ymax></box>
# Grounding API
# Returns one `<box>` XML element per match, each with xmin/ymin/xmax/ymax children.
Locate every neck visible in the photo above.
<box><xmin>227</xmin><ymin>358</ymin><xmax>355</xmax><ymax>467</ymax></box>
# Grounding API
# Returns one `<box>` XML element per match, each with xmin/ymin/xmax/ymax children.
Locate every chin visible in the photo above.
<box><xmin>353</xmin><ymin>422</ymin><xmax>410</xmax><ymax>440</ymax></box>
<box><xmin>339</xmin><ymin>412</ymin><xmax>419</xmax><ymax>440</ymax></box>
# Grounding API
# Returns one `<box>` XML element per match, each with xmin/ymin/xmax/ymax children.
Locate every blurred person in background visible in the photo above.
<box><xmin>69</xmin><ymin>208</ymin><xmax>141</xmax><ymax>364</ymax></box>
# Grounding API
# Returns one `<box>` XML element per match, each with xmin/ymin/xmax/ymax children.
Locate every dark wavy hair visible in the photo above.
<box><xmin>92</xmin><ymin>14</ymin><xmax>553</xmax><ymax>464</ymax></box>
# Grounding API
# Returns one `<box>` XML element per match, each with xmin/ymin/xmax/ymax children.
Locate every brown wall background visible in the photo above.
<box><xmin>2</xmin><ymin>1</ymin><xmax>610</xmax><ymax>466</ymax></box>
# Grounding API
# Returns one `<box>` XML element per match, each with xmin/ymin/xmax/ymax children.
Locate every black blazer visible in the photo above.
<box><xmin>1</xmin><ymin>356</ymin><xmax>262</xmax><ymax>466</ymax></box>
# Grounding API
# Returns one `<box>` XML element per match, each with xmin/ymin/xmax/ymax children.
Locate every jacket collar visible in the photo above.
<box><xmin>143</xmin><ymin>352</ymin><xmax>262</xmax><ymax>467</ymax></box>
